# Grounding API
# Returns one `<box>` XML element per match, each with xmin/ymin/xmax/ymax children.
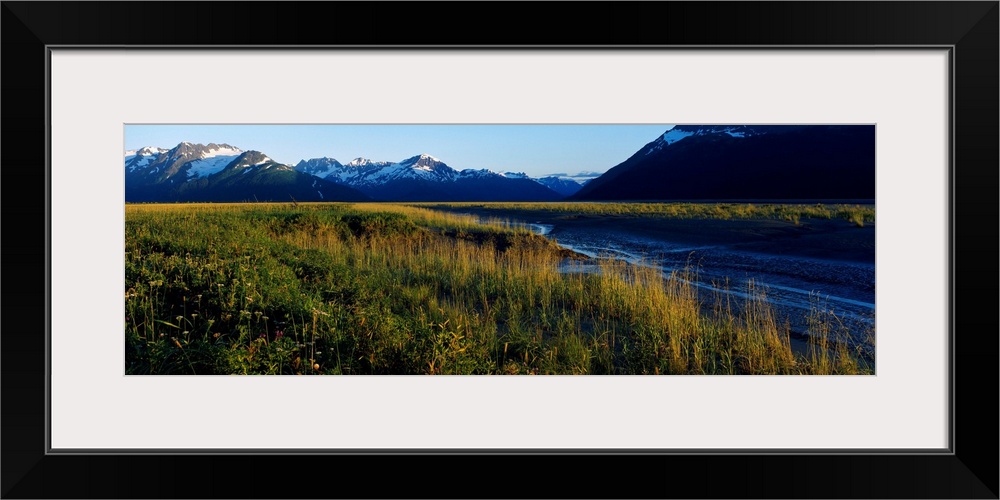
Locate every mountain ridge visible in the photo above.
<box><xmin>571</xmin><ymin>125</ymin><xmax>875</xmax><ymax>201</ymax></box>
<box><xmin>290</xmin><ymin>153</ymin><xmax>571</xmax><ymax>201</ymax></box>
<box><xmin>124</xmin><ymin>143</ymin><xmax>370</xmax><ymax>203</ymax></box>
<box><xmin>125</xmin><ymin>142</ymin><xmax>590</xmax><ymax>202</ymax></box>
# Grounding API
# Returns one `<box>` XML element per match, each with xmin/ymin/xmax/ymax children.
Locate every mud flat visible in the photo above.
<box><xmin>431</xmin><ymin>206</ymin><xmax>875</xmax><ymax>264</ymax></box>
<box><xmin>427</xmin><ymin>205</ymin><xmax>876</xmax><ymax>361</ymax></box>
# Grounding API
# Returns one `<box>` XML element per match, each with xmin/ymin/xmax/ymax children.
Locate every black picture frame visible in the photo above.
<box><xmin>2</xmin><ymin>2</ymin><xmax>996</xmax><ymax>498</ymax></box>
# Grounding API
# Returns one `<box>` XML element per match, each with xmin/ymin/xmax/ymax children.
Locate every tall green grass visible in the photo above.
<box><xmin>125</xmin><ymin>203</ymin><xmax>873</xmax><ymax>375</ymax></box>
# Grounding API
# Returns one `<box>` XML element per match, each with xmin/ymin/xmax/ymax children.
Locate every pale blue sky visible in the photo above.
<box><xmin>125</xmin><ymin>125</ymin><xmax>673</xmax><ymax>177</ymax></box>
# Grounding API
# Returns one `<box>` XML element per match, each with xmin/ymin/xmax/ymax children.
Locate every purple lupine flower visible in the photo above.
<box><xmin>275</xmin><ymin>330</ymin><xmax>284</xmax><ymax>339</ymax></box>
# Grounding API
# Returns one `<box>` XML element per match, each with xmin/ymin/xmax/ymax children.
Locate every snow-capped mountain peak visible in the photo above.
<box><xmin>645</xmin><ymin>125</ymin><xmax>772</xmax><ymax>155</ymax></box>
<box><xmin>294</xmin><ymin>154</ymin><xmax>456</xmax><ymax>185</ymax></box>
<box><xmin>177</xmin><ymin>142</ymin><xmax>239</xmax><ymax>153</ymax></box>
<box><xmin>127</xmin><ymin>143</ymin><xmax>568</xmax><ymax>203</ymax></box>
<box><xmin>180</xmin><ymin>144</ymin><xmax>245</xmax><ymax>179</ymax></box>
<box><xmin>458</xmin><ymin>168</ymin><xmax>500</xmax><ymax>179</ymax></box>
<box><xmin>197</xmin><ymin>143</ymin><xmax>242</xmax><ymax>158</ymax></box>
<box><xmin>125</xmin><ymin>141</ymin><xmax>371</xmax><ymax>203</ymax></box>
<box><xmin>163</xmin><ymin>142</ymin><xmax>243</xmax><ymax>166</ymax></box>
<box><xmin>124</xmin><ymin>146</ymin><xmax>172</xmax><ymax>171</ymax></box>
<box><xmin>669</xmin><ymin>125</ymin><xmax>769</xmax><ymax>138</ymax></box>
<box><xmin>391</xmin><ymin>154</ymin><xmax>456</xmax><ymax>179</ymax></box>
<box><xmin>500</xmin><ymin>171</ymin><xmax>530</xmax><ymax>179</ymax></box>
<box><xmin>125</xmin><ymin>146</ymin><xmax>169</xmax><ymax>158</ymax></box>
<box><xmin>346</xmin><ymin>157</ymin><xmax>380</xmax><ymax>167</ymax></box>
<box><xmin>400</xmin><ymin>153</ymin><xmax>445</xmax><ymax>166</ymax></box>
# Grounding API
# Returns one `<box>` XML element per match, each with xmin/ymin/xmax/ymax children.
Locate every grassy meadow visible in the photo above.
<box><xmin>413</xmin><ymin>201</ymin><xmax>875</xmax><ymax>227</ymax></box>
<box><xmin>125</xmin><ymin>202</ymin><xmax>873</xmax><ymax>375</ymax></box>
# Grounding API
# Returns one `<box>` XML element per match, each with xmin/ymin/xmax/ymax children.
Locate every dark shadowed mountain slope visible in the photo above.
<box><xmin>451</xmin><ymin>170</ymin><xmax>564</xmax><ymax>202</ymax></box>
<box><xmin>534</xmin><ymin>176</ymin><xmax>584</xmax><ymax>197</ymax></box>
<box><xmin>571</xmin><ymin>125</ymin><xmax>875</xmax><ymax>201</ymax></box>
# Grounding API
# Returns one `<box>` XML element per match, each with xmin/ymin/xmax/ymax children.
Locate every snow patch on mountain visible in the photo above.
<box><xmin>201</xmin><ymin>145</ymin><xmax>243</xmax><ymax>158</ymax></box>
<box><xmin>332</xmin><ymin>170</ymin><xmax>357</xmax><ymax>183</ymax></box>
<box><xmin>297</xmin><ymin>152</ymin><xmax>570</xmax><ymax>199</ymax></box>
<box><xmin>125</xmin><ymin>143</ymin><xmax>246</xmax><ymax>179</ymax></box>
<box><xmin>356</xmin><ymin>154</ymin><xmax>458</xmax><ymax>183</ymax></box>
<box><xmin>344</xmin><ymin>158</ymin><xmax>393</xmax><ymax>168</ymax></box>
<box><xmin>458</xmin><ymin>169</ymin><xmax>499</xmax><ymax>179</ymax></box>
<box><xmin>346</xmin><ymin>157</ymin><xmax>372</xmax><ymax>167</ymax></box>
<box><xmin>300</xmin><ymin>154</ymin><xmax>549</xmax><ymax>188</ymax></box>
<box><xmin>295</xmin><ymin>157</ymin><xmax>344</xmax><ymax>179</ymax></box>
<box><xmin>127</xmin><ymin>155</ymin><xmax>154</xmax><ymax>170</ymax></box>
<box><xmin>125</xmin><ymin>146</ymin><xmax>168</xmax><ymax>159</ymax></box>
<box><xmin>662</xmin><ymin>128</ymin><xmax>695</xmax><ymax>145</ymax></box>
<box><xmin>125</xmin><ymin>146</ymin><xmax>170</xmax><ymax>171</ymax></box>
<box><xmin>187</xmin><ymin>155</ymin><xmax>241</xmax><ymax>178</ymax></box>
<box><xmin>645</xmin><ymin>126</ymin><xmax>765</xmax><ymax>155</ymax></box>
<box><xmin>646</xmin><ymin>128</ymin><xmax>693</xmax><ymax>155</ymax></box>
<box><xmin>500</xmin><ymin>172</ymin><xmax>530</xmax><ymax>179</ymax></box>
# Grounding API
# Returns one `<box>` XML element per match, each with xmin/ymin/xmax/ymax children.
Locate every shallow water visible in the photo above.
<box><xmin>478</xmin><ymin>215</ymin><xmax>875</xmax><ymax>352</ymax></box>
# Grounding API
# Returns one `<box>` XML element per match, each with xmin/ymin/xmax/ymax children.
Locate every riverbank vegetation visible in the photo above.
<box><xmin>125</xmin><ymin>202</ymin><xmax>873</xmax><ymax>375</ymax></box>
<box><xmin>412</xmin><ymin>201</ymin><xmax>875</xmax><ymax>226</ymax></box>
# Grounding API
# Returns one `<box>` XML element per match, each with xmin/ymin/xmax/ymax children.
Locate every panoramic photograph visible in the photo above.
<box><xmin>125</xmin><ymin>124</ymin><xmax>875</xmax><ymax>375</ymax></box>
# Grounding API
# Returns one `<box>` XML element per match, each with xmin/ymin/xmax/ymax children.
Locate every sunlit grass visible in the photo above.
<box><xmin>409</xmin><ymin>201</ymin><xmax>876</xmax><ymax>224</ymax></box>
<box><xmin>125</xmin><ymin>202</ymin><xmax>873</xmax><ymax>375</ymax></box>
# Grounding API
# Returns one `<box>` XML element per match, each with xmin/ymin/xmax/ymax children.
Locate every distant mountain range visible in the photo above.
<box><xmin>291</xmin><ymin>154</ymin><xmax>568</xmax><ymax>201</ymax></box>
<box><xmin>125</xmin><ymin>126</ymin><xmax>875</xmax><ymax>203</ymax></box>
<box><xmin>125</xmin><ymin>143</ymin><xmax>370</xmax><ymax>202</ymax></box>
<box><xmin>124</xmin><ymin>144</ymin><xmax>587</xmax><ymax>202</ymax></box>
<box><xmin>571</xmin><ymin>125</ymin><xmax>876</xmax><ymax>201</ymax></box>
